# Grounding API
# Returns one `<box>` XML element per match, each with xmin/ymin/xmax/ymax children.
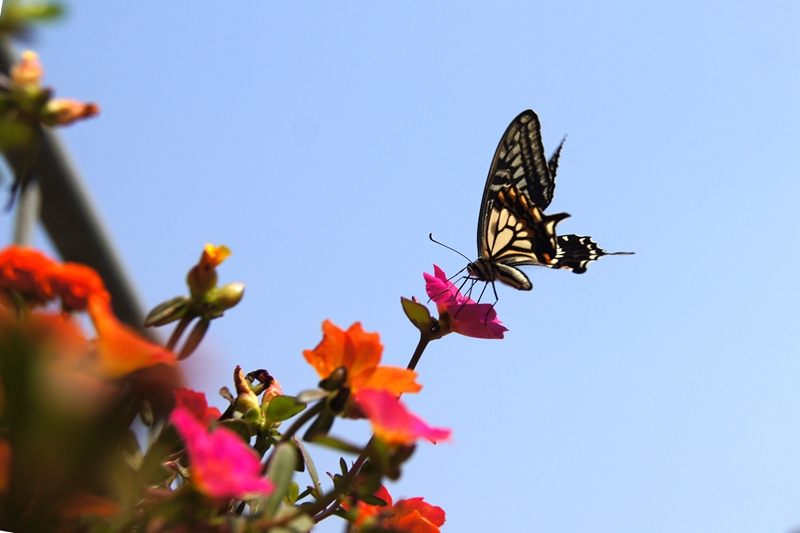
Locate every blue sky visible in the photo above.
<box><xmin>3</xmin><ymin>1</ymin><xmax>799</xmax><ymax>531</ymax></box>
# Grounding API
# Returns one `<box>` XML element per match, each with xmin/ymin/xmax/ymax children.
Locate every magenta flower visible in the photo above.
<box><xmin>423</xmin><ymin>265</ymin><xmax>508</xmax><ymax>339</ymax></box>
<box><xmin>355</xmin><ymin>388</ymin><xmax>451</xmax><ymax>445</ymax></box>
<box><xmin>170</xmin><ymin>407</ymin><xmax>273</xmax><ymax>500</ymax></box>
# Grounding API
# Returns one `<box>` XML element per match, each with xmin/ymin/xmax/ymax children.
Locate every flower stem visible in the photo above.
<box><xmin>278</xmin><ymin>399</ymin><xmax>325</xmax><ymax>444</ymax></box>
<box><xmin>407</xmin><ymin>331</ymin><xmax>431</xmax><ymax>371</ymax></box>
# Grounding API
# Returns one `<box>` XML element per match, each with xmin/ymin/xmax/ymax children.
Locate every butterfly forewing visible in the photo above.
<box><xmin>478</xmin><ymin>111</ymin><xmax>555</xmax><ymax>242</ymax></box>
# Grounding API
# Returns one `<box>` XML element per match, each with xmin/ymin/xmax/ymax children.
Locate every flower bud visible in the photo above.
<box><xmin>11</xmin><ymin>50</ymin><xmax>43</xmax><ymax>88</ymax></box>
<box><xmin>233</xmin><ymin>366</ymin><xmax>260</xmax><ymax>415</ymax></box>
<box><xmin>209</xmin><ymin>282</ymin><xmax>244</xmax><ymax>313</ymax></box>
<box><xmin>41</xmin><ymin>99</ymin><xmax>100</xmax><ymax>126</ymax></box>
<box><xmin>186</xmin><ymin>244</ymin><xmax>230</xmax><ymax>298</ymax></box>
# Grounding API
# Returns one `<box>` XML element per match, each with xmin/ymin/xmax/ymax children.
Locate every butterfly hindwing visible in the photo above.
<box><xmin>552</xmin><ymin>235</ymin><xmax>634</xmax><ymax>274</ymax></box>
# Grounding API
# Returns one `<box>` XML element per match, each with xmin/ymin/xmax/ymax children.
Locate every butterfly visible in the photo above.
<box><xmin>466</xmin><ymin>110</ymin><xmax>632</xmax><ymax>292</ymax></box>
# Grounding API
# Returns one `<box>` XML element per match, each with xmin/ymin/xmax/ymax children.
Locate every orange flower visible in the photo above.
<box><xmin>10</xmin><ymin>50</ymin><xmax>43</xmax><ymax>88</ymax></box>
<box><xmin>348</xmin><ymin>486</ymin><xmax>446</xmax><ymax>533</ymax></box>
<box><xmin>49</xmin><ymin>263</ymin><xmax>110</xmax><ymax>311</ymax></box>
<box><xmin>88</xmin><ymin>296</ymin><xmax>176</xmax><ymax>378</ymax></box>
<box><xmin>56</xmin><ymin>493</ymin><xmax>121</xmax><ymax>520</ymax></box>
<box><xmin>42</xmin><ymin>99</ymin><xmax>100</xmax><ymax>126</ymax></box>
<box><xmin>0</xmin><ymin>245</ymin><xmax>57</xmax><ymax>303</ymax></box>
<box><xmin>303</xmin><ymin>320</ymin><xmax>420</xmax><ymax>395</ymax></box>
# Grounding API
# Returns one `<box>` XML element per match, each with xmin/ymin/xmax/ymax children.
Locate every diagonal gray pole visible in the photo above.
<box><xmin>0</xmin><ymin>37</ymin><xmax>152</xmax><ymax>335</ymax></box>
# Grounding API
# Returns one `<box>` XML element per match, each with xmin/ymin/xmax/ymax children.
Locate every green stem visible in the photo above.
<box><xmin>166</xmin><ymin>315</ymin><xmax>192</xmax><ymax>350</ymax></box>
<box><xmin>278</xmin><ymin>400</ymin><xmax>325</xmax><ymax>444</ymax></box>
<box><xmin>406</xmin><ymin>331</ymin><xmax>431</xmax><ymax>371</ymax></box>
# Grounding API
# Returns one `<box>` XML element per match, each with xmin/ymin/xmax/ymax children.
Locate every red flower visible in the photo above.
<box><xmin>303</xmin><ymin>320</ymin><xmax>421</xmax><ymax>395</ymax></box>
<box><xmin>354</xmin><ymin>388</ymin><xmax>451</xmax><ymax>445</ymax></box>
<box><xmin>170</xmin><ymin>407</ymin><xmax>273</xmax><ymax>500</ymax></box>
<box><xmin>0</xmin><ymin>245</ymin><xmax>57</xmax><ymax>303</ymax></box>
<box><xmin>49</xmin><ymin>263</ymin><xmax>110</xmax><ymax>311</ymax></box>
<box><xmin>424</xmin><ymin>265</ymin><xmax>507</xmax><ymax>339</ymax></box>
<box><xmin>174</xmin><ymin>388</ymin><xmax>222</xmax><ymax>426</ymax></box>
<box><xmin>347</xmin><ymin>486</ymin><xmax>446</xmax><ymax>533</ymax></box>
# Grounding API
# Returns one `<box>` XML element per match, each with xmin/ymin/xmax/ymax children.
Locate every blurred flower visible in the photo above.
<box><xmin>10</xmin><ymin>50</ymin><xmax>43</xmax><ymax>88</ymax></box>
<box><xmin>347</xmin><ymin>485</ymin><xmax>446</xmax><ymax>533</ymax></box>
<box><xmin>187</xmin><ymin>244</ymin><xmax>231</xmax><ymax>297</ymax></box>
<box><xmin>56</xmin><ymin>493</ymin><xmax>121</xmax><ymax>520</ymax></box>
<box><xmin>174</xmin><ymin>388</ymin><xmax>221</xmax><ymax>427</ymax></box>
<box><xmin>0</xmin><ymin>439</ymin><xmax>10</xmax><ymax>495</ymax></box>
<box><xmin>88</xmin><ymin>296</ymin><xmax>176</xmax><ymax>378</ymax></box>
<box><xmin>49</xmin><ymin>262</ymin><xmax>110</xmax><ymax>311</ymax></box>
<box><xmin>41</xmin><ymin>98</ymin><xmax>100</xmax><ymax>126</ymax></box>
<box><xmin>354</xmin><ymin>388</ymin><xmax>451</xmax><ymax>446</ymax></box>
<box><xmin>303</xmin><ymin>320</ymin><xmax>421</xmax><ymax>395</ymax></box>
<box><xmin>170</xmin><ymin>407</ymin><xmax>273</xmax><ymax>500</ymax></box>
<box><xmin>0</xmin><ymin>245</ymin><xmax>56</xmax><ymax>303</ymax></box>
<box><xmin>424</xmin><ymin>265</ymin><xmax>507</xmax><ymax>339</ymax></box>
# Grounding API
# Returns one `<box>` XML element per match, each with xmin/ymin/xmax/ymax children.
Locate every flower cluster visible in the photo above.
<box><xmin>0</xmin><ymin>244</ymin><xmax>175</xmax><ymax>376</ymax></box>
<box><xmin>0</xmin><ymin>241</ymin><xmax>491</xmax><ymax>532</ymax></box>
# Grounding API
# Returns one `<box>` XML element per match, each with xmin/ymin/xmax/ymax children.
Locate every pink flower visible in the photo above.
<box><xmin>170</xmin><ymin>407</ymin><xmax>273</xmax><ymax>500</ymax></box>
<box><xmin>423</xmin><ymin>265</ymin><xmax>507</xmax><ymax>339</ymax></box>
<box><xmin>354</xmin><ymin>388</ymin><xmax>451</xmax><ymax>445</ymax></box>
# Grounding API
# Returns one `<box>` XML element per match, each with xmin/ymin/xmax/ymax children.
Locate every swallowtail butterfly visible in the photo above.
<box><xmin>466</xmin><ymin>110</ymin><xmax>632</xmax><ymax>291</ymax></box>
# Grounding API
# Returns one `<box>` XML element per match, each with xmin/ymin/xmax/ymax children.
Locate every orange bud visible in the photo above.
<box><xmin>187</xmin><ymin>244</ymin><xmax>231</xmax><ymax>297</ymax></box>
<box><xmin>42</xmin><ymin>99</ymin><xmax>100</xmax><ymax>126</ymax></box>
<box><xmin>11</xmin><ymin>50</ymin><xmax>43</xmax><ymax>88</ymax></box>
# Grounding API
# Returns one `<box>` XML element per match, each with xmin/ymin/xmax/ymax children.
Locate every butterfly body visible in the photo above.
<box><xmin>468</xmin><ymin>109</ymin><xmax>631</xmax><ymax>292</ymax></box>
<box><xmin>469</xmin><ymin>184</ymin><xmax>569</xmax><ymax>290</ymax></box>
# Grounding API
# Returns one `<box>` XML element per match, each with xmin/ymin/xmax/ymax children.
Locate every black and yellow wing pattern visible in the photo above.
<box><xmin>467</xmin><ymin>110</ymin><xmax>631</xmax><ymax>291</ymax></box>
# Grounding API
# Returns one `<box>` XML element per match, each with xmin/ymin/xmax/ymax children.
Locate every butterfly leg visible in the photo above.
<box><xmin>483</xmin><ymin>281</ymin><xmax>500</xmax><ymax>324</ymax></box>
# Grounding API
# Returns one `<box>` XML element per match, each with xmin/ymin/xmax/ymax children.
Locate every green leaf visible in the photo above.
<box><xmin>306</xmin><ymin>435</ymin><xmax>362</xmax><ymax>455</ymax></box>
<box><xmin>264</xmin><ymin>442</ymin><xmax>298</xmax><ymax>517</ymax></box>
<box><xmin>293</xmin><ymin>436</ymin><xmax>322</xmax><ymax>498</ymax></box>
<box><xmin>302</xmin><ymin>411</ymin><xmax>335</xmax><ymax>441</ymax></box>
<box><xmin>144</xmin><ymin>296</ymin><xmax>189</xmax><ymax>327</ymax></box>
<box><xmin>297</xmin><ymin>389</ymin><xmax>329</xmax><ymax>404</ymax></box>
<box><xmin>265</xmin><ymin>396</ymin><xmax>307</xmax><ymax>423</ymax></box>
<box><xmin>401</xmin><ymin>297</ymin><xmax>432</xmax><ymax>331</ymax></box>
<box><xmin>286</xmin><ymin>481</ymin><xmax>300</xmax><ymax>504</ymax></box>
<box><xmin>217</xmin><ymin>418</ymin><xmax>252</xmax><ymax>443</ymax></box>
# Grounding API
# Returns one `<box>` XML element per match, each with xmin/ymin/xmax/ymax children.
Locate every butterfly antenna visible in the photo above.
<box><xmin>429</xmin><ymin>233</ymin><xmax>472</xmax><ymax>263</ymax></box>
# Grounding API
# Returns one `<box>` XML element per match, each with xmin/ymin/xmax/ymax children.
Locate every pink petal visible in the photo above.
<box><xmin>355</xmin><ymin>389</ymin><xmax>451</xmax><ymax>445</ymax></box>
<box><xmin>170</xmin><ymin>407</ymin><xmax>273</xmax><ymax>499</ymax></box>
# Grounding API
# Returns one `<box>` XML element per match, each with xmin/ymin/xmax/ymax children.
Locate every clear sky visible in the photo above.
<box><xmin>3</xmin><ymin>1</ymin><xmax>798</xmax><ymax>531</ymax></box>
